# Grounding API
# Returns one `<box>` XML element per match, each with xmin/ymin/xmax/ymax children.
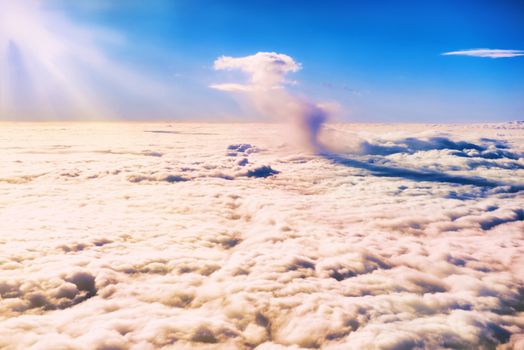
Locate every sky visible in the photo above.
<box><xmin>0</xmin><ymin>0</ymin><xmax>523</xmax><ymax>122</ymax></box>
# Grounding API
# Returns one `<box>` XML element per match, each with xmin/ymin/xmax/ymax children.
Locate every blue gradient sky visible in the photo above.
<box><xmin>3</xmin><ymin>0</ymin><xmax>524</xmax><ymax>121</ymax></box>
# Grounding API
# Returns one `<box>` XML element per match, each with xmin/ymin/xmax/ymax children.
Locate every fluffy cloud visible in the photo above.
<box><xmin>211</xmin><ymin>52</ymin><xmax>301</xmax><ymax>91</ymax></box>
<box><xmin>442</xmin><ymin>49</ymin><xmax>524</xmax><ymax>58</ymax></box>
<box><xmin>211</xmin><ymin>52</ymin><xmax>327</xmax><ymax>151</ymax></box>
<box><xmin>0</xmin><ymin>122</ymin><xmax>523</xmax><ymax>349</ymax></box>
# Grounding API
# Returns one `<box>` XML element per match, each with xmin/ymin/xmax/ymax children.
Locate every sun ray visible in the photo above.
<box><xmin>0</xmin><ymin>0</ymin><xmax>172</xmax><ymax>119</ymax></box>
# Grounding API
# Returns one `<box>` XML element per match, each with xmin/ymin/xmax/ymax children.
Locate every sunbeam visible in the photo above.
<box><xmin>0</xmin><ymin>0</ymin><xmax>170</xmax><ymax>119</ymax></box>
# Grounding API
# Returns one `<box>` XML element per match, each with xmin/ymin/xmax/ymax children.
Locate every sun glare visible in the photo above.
<box><xmin>0</xmin><ymin>0</ymin><xmax>169</xmax><ymax>120</ymax></box>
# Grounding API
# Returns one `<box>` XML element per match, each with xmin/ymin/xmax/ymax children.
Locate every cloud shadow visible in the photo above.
<box><xmin>323</xmin><ymin>153</ymin><xmax>524</xmax><ymax>193</ymax></box>
<box><xmin>360</xmin><ymin>136</ymin><xmax>521</xmax><ymax>160</ymax></box>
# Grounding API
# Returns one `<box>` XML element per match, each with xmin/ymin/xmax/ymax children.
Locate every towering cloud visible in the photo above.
<box><xmin>211</xmin><ymin>52</ymin><xmax>328</xmax><ymax>150</ymax></box>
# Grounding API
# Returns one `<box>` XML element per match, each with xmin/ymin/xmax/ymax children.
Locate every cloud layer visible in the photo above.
<box><xmin>442</xmin><ymin>49</ymin><xmax>524</xmax><ymax>58</ymax></box>
<box><xmin>0</xmin><ymin>122</ymin><xmax>523</xmax><ymax>349</ymax></box>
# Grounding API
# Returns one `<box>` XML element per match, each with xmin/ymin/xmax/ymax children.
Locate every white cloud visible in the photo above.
<box><xmin>442</xmin><ymin>48</ymin><xmax>524</xmax><ymax>58</ymax></box>
<box><xmin>211</xmin><ymin>52</ymin><xmax>328</xmax><ymax>151</ymax></box>
<box><xmin>209</xmin><ymin>83</ymin><xmax>253</xmax><ymax>92</ymax></box>
<box><xmin>0</xmin><ymin>122</ymin><xmax>523</xmax><ymax>349</ymax></box>
<box><xmin>212</xmin><ymin>52</ymin><xmax>301</xmax><ymax>90</ymax></box>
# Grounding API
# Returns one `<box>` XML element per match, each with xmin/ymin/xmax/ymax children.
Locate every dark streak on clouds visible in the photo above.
<box><xmin>326</xmin><ymin>153</ymin><xmax>524</xmax><ymax>192</ymax></box>
<box><xmin>358</xmin><ymin>136</ymin><xmax>521</xmax><ymax>160</ymax></box>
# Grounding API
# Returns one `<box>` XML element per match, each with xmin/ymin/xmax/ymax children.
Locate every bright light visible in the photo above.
<box><xmin>0</xmin><ymin>0</ymin><xmax>168</xmax><ymax>119</ymax></box>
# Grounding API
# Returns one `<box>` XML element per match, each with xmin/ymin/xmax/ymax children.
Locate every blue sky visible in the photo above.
<box><xmin>2</xmin><ymin>0</ymin><xmax>524</xmax><ymax>121</ymax></box>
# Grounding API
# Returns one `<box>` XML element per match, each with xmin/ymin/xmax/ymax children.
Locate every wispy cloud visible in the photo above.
<box><xmin>442</xmin><ymin>49</ymin><xmax>524</xmax><ymax>58</ymax></box>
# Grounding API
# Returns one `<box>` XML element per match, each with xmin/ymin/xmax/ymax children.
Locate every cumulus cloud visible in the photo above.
<box><xmin>442</xmin><ymin>48</ymin><xmax>524</xmax><ymax>58</ymax></box>
<box><xmin>211</xmin><ymin>52</ymin><xmax>328</xmax><ymax>151</ymax></box>
<box><xmin>211</xmin><ymin>52</ymin><xmax>301</xmax><ymax>90</ymax></box>
<box><xmin>0</xmin><ymin>121</ymin><xmax>523</xmax><ymax>349</ymax></box>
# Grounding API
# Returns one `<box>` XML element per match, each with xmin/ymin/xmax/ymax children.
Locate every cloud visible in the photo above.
<box><xmin>0</xmin><ymin>121</ymin><xmax>523</xmax><ymax>349</ymax></box>
<box><xmin>212</xmin><ymin>52</ymin><xmax>301</xmax><ymax>90</ymax></box>
<box><xmin>209</xmin><ymin>83</ymin><xmax>253</xmax><ymax>92</ymax></box>
<box><xmin>442</xmin><ymin>49</ymin><xmax>524</xmax><ymax>58</ymax></box>
<box><xmin>211</xmin><ymin>52</ymin><xmax>328</xmax><ymax>150</ymax></box>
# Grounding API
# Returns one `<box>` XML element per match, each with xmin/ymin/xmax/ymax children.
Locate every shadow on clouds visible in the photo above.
<box><xmin>360</xmin><ymin>136</ymin><xmax>521</xmax><ymax>160</ymax></box>
<box><xmin>478</xmin><ymin>209</ymin><xmax>524</xmax><ymax>230</ymax></box>
<box><xmin>323</xmin><ymin>153</ymin><xmax>524</xmax><ymax>193</ymax></box>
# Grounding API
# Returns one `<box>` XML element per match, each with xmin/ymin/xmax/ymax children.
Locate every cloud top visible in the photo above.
<box><xmin>1</xmin><ymin>122</ymin><xmax>524</xmax><ymax>349</ymax></box>
<box><xmin>211</xmin><ymin>52</ymin><xmax>301</xmax><ymax>91</ymax></box>
<box><xmin>442</xmin><ymin>49</ymin><xmax>524</xmax><ymax>58</ymax></box>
